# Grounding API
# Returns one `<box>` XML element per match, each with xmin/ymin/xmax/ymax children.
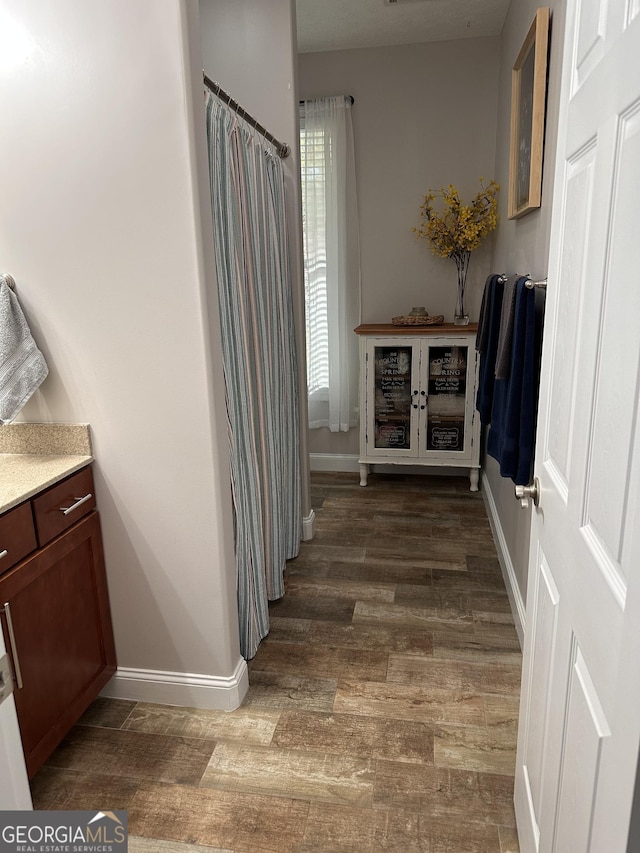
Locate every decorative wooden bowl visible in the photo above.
<box><xmin>391</xmin><ymin>314</ymin><xmax>444</xmax><ymax>326</ymax></box>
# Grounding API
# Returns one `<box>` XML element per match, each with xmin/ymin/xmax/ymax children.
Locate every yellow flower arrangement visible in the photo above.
<box><xmin>414</xmin><ymin>178</ymin><xmax>499</xmax><ymax>320</ymax></box>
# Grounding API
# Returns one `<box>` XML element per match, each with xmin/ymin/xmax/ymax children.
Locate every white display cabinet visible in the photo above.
<box><xmin>355</xmin><ymin>324</ymin><xmax>481</xmax><ymax>491</ymax></box>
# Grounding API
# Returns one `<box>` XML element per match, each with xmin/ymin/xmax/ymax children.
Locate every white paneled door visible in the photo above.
<box><xmin>514</xmin><ymin>1</ymin><xmax>640</xmax><ymax>851</ymax></box>
<box><xmin>0</xmin><ymin>628</ymin><xmax>31</xmax><ymax>809</ymax></box>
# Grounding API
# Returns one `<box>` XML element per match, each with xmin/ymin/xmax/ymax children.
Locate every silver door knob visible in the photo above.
<box><xmin>515</xmin><ymin>477</ymin><xmax>540</xmax><ymax>508</ymax></box>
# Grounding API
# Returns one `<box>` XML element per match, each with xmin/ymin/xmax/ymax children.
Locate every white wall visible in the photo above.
<box><xmin>298</xmin><ymin>38</ymin><xmax>501</xmax><ymax>456</ymax></box>
<box><xmin>0</xmin><ymin>0</ymin><xmax>245</xmax><ymax>707</ymax></box>
<box><xmin>199</xmin><ymin>0</ymin><xmax>296</xmax><ymax>143</ymax></box>
<box><xmin>199</xmin><ymin>0</ymin><xmax>313</xmax><ymax>527</ymax></box>
<box><xmin>485</xmin><ymin>0</ymin><xmax>567</xmax><ymax>614</ymax></box>
<box><xmin>299</xmin><ymin>40</ymin><xmax>501</xmax><ymax>324</ymax></box>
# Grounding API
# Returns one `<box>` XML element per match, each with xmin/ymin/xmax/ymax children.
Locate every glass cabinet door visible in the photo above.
<box><xmin>370</xmin><ymin>343</ymin><xmax>416</xmax><ymax>452</ymax></box>
<box><xmin>425</xmin><ymin>344</ymin><xmax>468</xmax><ymax>453</ymax></box>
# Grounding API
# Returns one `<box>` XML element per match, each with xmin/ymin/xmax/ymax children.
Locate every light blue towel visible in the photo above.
<box><xmin>0</xmin><ymin>276</ymin><xmax>49</xmax><ymax>423</ymax></box>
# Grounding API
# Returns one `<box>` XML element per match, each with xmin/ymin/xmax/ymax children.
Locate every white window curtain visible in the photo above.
<box><xmin>300</xmin><ymin>96</ymin><xmax>361</xmax><ymax>432</ymax></box>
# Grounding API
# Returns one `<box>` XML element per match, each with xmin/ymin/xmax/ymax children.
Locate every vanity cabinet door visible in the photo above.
<box><xmin>0</xmin><ymin>511</ymin><xmax>116</xmax><ymax>777</ymax></box>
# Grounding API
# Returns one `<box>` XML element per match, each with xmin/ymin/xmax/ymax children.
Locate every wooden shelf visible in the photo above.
<box><xmin>355</xmin><ymin>323</ymin><xmax>478</xmax><ymax>335</ymax></box>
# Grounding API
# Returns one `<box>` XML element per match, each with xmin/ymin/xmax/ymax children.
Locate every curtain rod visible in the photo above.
<box><xmin>299</xmin><ymin>96</ymin><xmax>355</xmax><ymax>105</ymax></box>
<box><xmin>203</xmin><ymin>73</ymin><xmax>290</xmax><ymax>159</ymax></box>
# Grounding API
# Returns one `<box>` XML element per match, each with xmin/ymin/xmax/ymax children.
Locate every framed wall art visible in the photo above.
<box><xmin>508</xmin><ymin>7</ymin><xmax>551</xmax><ymax>219</ymax></box>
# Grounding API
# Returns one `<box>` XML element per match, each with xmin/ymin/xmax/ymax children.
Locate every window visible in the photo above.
<box><xmin>300</xmin><ymin>123</ymin><xmax>330</xmax><ymax>401</ymax></box>
<box><xmin>299</xmin><ymin>96</ymin><xmax>360</xmax><ymax>432</ymax></box>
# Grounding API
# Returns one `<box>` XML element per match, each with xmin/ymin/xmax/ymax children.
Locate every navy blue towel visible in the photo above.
<box><xmin>475</xmin><ymin>274</ymin><xmax>504</xmax><ymax>425</ymax></box>
<box><xmin>487</xmin><ymin>276</ymin><xmax>544</xmax><ymax>485</ymax></box>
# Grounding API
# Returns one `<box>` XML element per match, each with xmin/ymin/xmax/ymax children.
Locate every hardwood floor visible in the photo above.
<box><xmin>31</xmin><ymin>472</ymin><xmax>522</xmax><ymax>852</ymax></box>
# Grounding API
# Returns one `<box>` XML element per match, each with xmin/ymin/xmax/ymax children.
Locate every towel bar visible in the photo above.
<box><xmin>525</xmin><ymin>277</ymin><xmax>547</xmax><ymax>290</ymax></box>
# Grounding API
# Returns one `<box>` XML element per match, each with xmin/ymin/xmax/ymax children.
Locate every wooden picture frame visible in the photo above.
<box><xmin>508</xmin><ymin>7</ymin><xmax>551</xmax><ymax>219</ymax></box>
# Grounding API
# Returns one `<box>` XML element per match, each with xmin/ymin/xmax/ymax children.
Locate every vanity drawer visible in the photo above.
<box><xmin>0</xmin><ymin>502</ymin><xmax>37</xmax><ymax>575</ymax></box>
<box><xmin>32</xmin><ymin>466</ymin><xmax>96</xmax><ymax>546</ymax></box>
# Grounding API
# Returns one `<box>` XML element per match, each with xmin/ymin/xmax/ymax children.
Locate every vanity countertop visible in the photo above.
<box><xmin>0</xmin><ymin>424</ymin><xmax>93</xmax><ymax>514</ymax></box>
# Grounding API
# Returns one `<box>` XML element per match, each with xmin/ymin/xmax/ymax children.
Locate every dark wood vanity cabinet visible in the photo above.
<box><xmin>0</xmin><ymin>466</ymin><xmax>116</xmax><ymax>777</ymax></box>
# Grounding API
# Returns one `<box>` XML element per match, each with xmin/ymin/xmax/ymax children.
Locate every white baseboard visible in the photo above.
<box><xmin>482</xmin><ymin>474</ymin><xmax>526</xmax><ymax>648</ymax></box>
<box><xmin>100</xmin><ymin>656</ymin><xmax>249</xmax><ymax>711</ymax></box>
<box><xmin>309</xmin><ymin>453</ymin><xmax>359</xmax><ymax>472</ymax></box>
<box><xmin>302</xmin><ymin>509</ymin><xmax>316</xmax><ymax>541</ymax></box>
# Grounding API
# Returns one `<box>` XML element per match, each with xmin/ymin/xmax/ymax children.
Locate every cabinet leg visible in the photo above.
<box><xmin>470</xmin><ymin>468</ymin><xmax>480</xmax><ymax>492</ymax></box>
<box><xmin>359</xmin><ymin>463</ymin><xmax>369</xmax><ymax>487</ymax></box>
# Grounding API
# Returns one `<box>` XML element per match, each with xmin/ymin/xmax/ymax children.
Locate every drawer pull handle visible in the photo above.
<box><xmin>60</xmin><ymin>493</ymin><xmax>93</xmax><ymax>516</ymax></box>
<box><xmin>1</xmin><ymin>602</ymin><xmax>23</xmax><ymax>690</ymax></box>
<box><xmin>0</xmin><ymin>549</ymin><xmax>7</xmax><ymax>560</ymax></box>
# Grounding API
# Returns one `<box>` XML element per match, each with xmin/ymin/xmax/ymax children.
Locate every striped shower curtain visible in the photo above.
<box><xmin>205</xmin><ymin>92</ymin><xmax>302</xmax><ymax>660</ymax></box>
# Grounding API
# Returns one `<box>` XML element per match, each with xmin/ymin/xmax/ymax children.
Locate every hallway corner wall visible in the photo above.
<box><xmin>0</xmin><ymin>0</ymin><xmax>243</xmax><ymax>706</ymax></box>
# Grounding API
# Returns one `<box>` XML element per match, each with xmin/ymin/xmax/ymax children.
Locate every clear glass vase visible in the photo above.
<box><xmin>453</xmin><ymin>251</ymin><xmax>470</xmax><ymax>325</ymax></box>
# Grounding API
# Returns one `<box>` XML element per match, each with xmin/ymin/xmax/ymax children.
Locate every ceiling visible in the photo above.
<box><xmin>295</xmin><ymin>0</ymin><xmax>510</xmax><ymax>54</ymax></box>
